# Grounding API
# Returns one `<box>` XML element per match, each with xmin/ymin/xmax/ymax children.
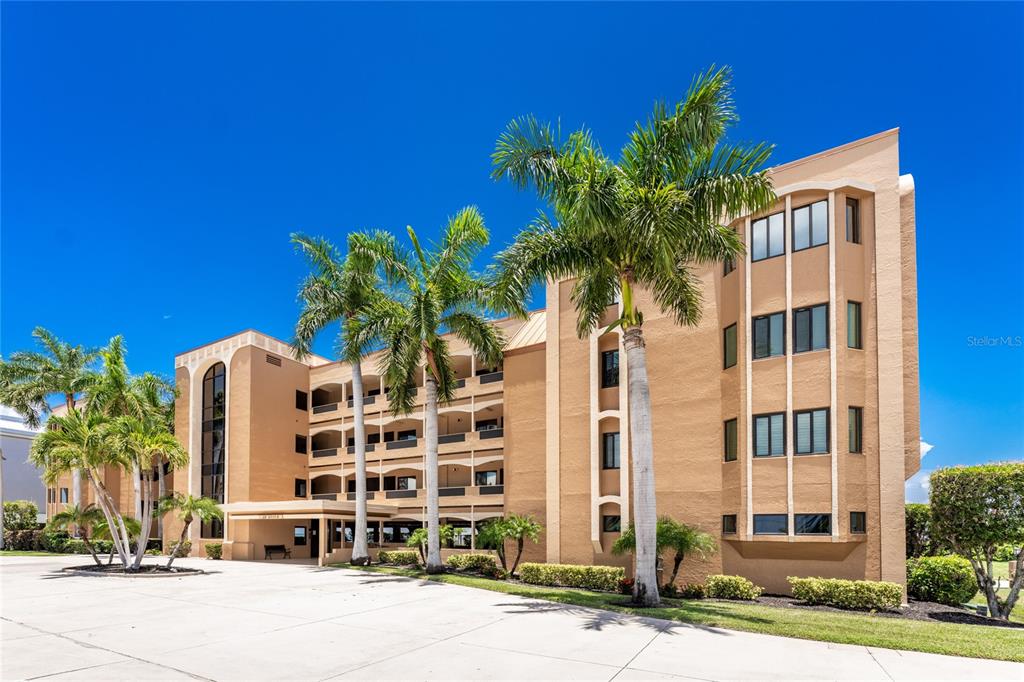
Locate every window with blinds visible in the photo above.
<box><xmin>795</xmin><ymin>408</ymin><xmax>829</xmax><ymax>454</ymax></box>
<box><xmin>793</xmin><ymin>303</ymin><xmax>828</xmax><ymax>353</ymax></box>
<box><xmin>847</xmin><ymin>301</ymin><xmax>862</xmax><ymax>349</ymax></box>
<box><xmin>723</xmin><ymin>324</ymin><xmax>737</xmax><ymax>369</ymax></box>
<box><xmin>754</xmin><ymin>413</ymin><xmax>785</xmax><ymax>457</ymax></box>
<box><xmin>723</xmin><ymin>419</ymin><xmax>738</xmax><ymax>462</ymax></box>
<box><xmin>753</xmin><ymin>312</ymin><xmax>785</xmax><ymax>359</ymax></box>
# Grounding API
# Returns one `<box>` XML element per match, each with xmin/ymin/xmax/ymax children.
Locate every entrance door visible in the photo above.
<box><xmin>310</xmin><ymin>519</ymin><xmax>320</xmax><ymax>562</ymax></box>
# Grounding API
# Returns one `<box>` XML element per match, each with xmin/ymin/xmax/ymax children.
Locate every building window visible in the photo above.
<box><xmin>295</xmin><ymin>390</ymin><xmax>308</xmax><ymax>411</ymax></box>
<box><xmin>602</xmin><ymin>432</ymin><xmax>621</xmax><ymax>469</ymax></box>
<box><xmin>723</xmin><ymin>419</ymin><xmax>738</xmax><ymax>462</ymax></box>
<box><xmin>723</xmin><ymin>257</ymin><xmax>735</xmax><ymax>276</ymax></box>
<box><xmin>602</xmin><ymin>515</ymin><xmax>621</xmax><ymax>533</ymax></box>
<box><xmin>753</xmin><ymin>413</ymin><xmax>785</xmax><ymax>457</ymax></box>
<box><xmin>294</xmin><ymin>478</ymin><xmax>307</xmax><ymax>498</ymax></box>
<box><xmin>601</xmin><ymin>350</ymin><xmax>619</xmax><ymax>388</ymax></box>
<box><xmin>397</xmin><ymin>475</ymin><xmax>418</xmax><ymax>490</ymax></box>
<box><xmin>793</xmin><ymin>200</ymin><xmax>828</xmax><ymax>251</ymax></box>
<box><xmin>753</xmin><ymin>312</ymin><xmax>785</xmax><ymax>359</ymax></box>
<box><xmin>722</xmin><ymin>514</ymin><xmax>737</xmax><ymax>534</ymax></box>
<box><xmin>293</xmin><ymin>526</ymin><xmax>307</xmax><ymax>546</ymax></box>
<box><xmin>47</xmin><ymin>488</ymin><xmax>54</xmax><ymax>504</ymax></box>
<box><xmin>59</xmin><ymin>488</ymin><xmax>69</xmax><ymax>504</ymax></box>
<box><xmin>795</xmin><ymin>513</ymin><xmax>831</xmax><ymax>535</ymax></box>
<box><xmin>846</xmin><ymin>197</ymin><xmax>860</xmax><ymax>243</ymax></box>
<box><xmin>850</xmin><ymin>511</ymin><xmax>866</xmax><ymax>534</ymax></box>
<box><xmin>794</xmin><ymin>408</ymin><xmax>829</xmax><ymax>455</ymax></box>
<box><xmin>474</xmin><ymin>471</ymin><xmax>497</xmax><ymax>487</ymax></box>
<box><xmin>201</xmin><ymin>362</ymin><xmax>226</xmax><ymax>539</ymax></box>
<box><xmin>847</xmin><ymin>301</ymin><xmax>862</xmax><ymax>349</ymax></box>
<box><xmin>848</xmin><ymin>407</ymin><xmax>863</xmax><ymax>454</ymax></box>
<box><xmin>793</xmin><ymin>303</ymin><xmax>829</xmax><ymax>353</ymax></box>
<box><xmin>753</xmin><ymin>514</ymin><xmax>788</xmax><ymax>535</ymax></box>
<box><xmin>295</xmin><ymin>435</ymin><xmax>307</xmax><ymax>454</ymax></box>
<box><xmin>751</xmin><ymin>212</ymin><xmax>784</xmax><ymax>261</ymax></box>
<box><xmin>723</xmin><ymin>324</ymin><xmax>737</xmax><ymax>369</ymax></box>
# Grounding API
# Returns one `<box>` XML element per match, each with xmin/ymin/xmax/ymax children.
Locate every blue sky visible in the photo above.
<box><xmin>2</xmin><ymin>3</ymin><xmax>1021</xmax><ymax>496</ymax></box>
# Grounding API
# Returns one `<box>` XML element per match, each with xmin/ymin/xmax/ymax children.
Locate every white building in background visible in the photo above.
<box><xmin>0</xmin><ymin>405</ymin><xmax>47</xmax><ymax>522</ymax></box>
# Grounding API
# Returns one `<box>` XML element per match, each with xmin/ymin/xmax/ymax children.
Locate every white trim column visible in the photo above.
<box><xmin>744</xmin><ymin>217</ymin><xmax>754</xmax><ymax>537</ymax></box>
<box><xmin>828</xmin><ymin>191</ymin><xmax>840</xmax><ymax>537</ymax></box>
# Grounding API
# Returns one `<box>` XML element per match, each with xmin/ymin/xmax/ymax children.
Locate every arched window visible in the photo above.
<box><xmin>201</xmin><ymin>362</ymin><xmax>226</xmax><ymax>538</ymax></box>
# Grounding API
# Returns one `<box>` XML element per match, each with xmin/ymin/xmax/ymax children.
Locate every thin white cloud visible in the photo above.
<box><xmin>920</xmin><ymin>440</ymin><xmax>934</xmax><ymax>458</ymax></box>
<box><xmin>905</xmin><ymin>469</ymin><xmax>932</xmax><ymax>503</ymax></box>
<box><xmin>162</xmin><ymin>314</ymin><xmax>173</xmax><ymax>320</ymax></box>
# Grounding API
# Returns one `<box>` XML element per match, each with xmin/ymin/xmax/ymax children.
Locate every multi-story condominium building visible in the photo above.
<box><xmin>50</xmin><ymin>129</ymin><xmax>919</xmax><ymax>594</ymax></box>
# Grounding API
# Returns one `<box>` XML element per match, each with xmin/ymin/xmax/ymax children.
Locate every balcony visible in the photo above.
<box><xmin>347</xmin><ymin>492</ymin><xmax>376</xmax><ymax>501</ymax></box>
<box><xmin>311</xmin><ymin>493</ymin><xmax>338</xmax><ymax>500</ymax></box>
<box><xmin>438</xmin><ymin>433</ymin><xmax>466</xmax><ymax>444</ymax></box>
<box><xmin>478</xmin><ymin>371</ymin><xmax>503</xmax><ymax>385</ymax></box>
<box><xmin>479</xmin><ymin>484</ymin><xmax>504</xmax><ymax>495</ymax></box>
<box><xmin>347</xmin><ymin>394</ymin><xmax>377</xmax><ymax>408</ymax></box>
<box><xmin>478</xmin><ymin>427</ymin><xmax>503</xmax><ymax>440</ymax></box>
<box><xmin>346</xmin><ymin>443</ymin><xmax>377</xmax><ymax>454</ymax></box>
<box><xmin>385</xmin><ymin>489</ymin><xmax>418</xmax><ymax>499</ymax></box>
<box><xmin>386</xmin><ymin>438</ymin><xmax>418</xmax><ymax>451</ymax></box>
<box><xmin>312</xmin><ymin>448</ymin><xmax>339</xmax><ymax>459</ymax></box>
<box><xmin>312</xmin><ymin>403</ymin><xmax>339</xmax><ymax>415</ymax></box>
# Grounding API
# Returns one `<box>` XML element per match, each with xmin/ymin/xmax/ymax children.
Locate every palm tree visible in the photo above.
<box><xmin>351</xmin><ymin>207</ymin><xmax>506</xmax><ymax>573</ymax></box>
<box><xmin>612</xmin><ymin>517</ymin><xmax>717</xmax><ymax>588</ymax></box>
<box><xmin>491</xmin><ymin>66</ymin><xmax>775</xmax><ymax>605</ymax></box>
<box><xmin>159</xmin><ymin>493</ymin><xmax>223</xmax><ymax>568</ymax></box>
<box><xmin>0</xmin><ymin>327</ymin><xmax>98</xmax><ymax>508</ymax></box>
<box><xmin>30</xmin><ymin>408</ymin><xmax>135</xmax><ymax>567</ymax></box>
<box><xmin>406</xmin><ymin>525</ymin><xmax>455</xmax><ymax>565</ymax></box>
<box><xmin>93</xmin><ymin>516</ymin><xmax>142</xmax><ymax>565</ymax></box>
<box><xmin>48</xmin><ymin>504</ymin><xmax>105</xmax><ymax>565</ymax></box>
<box><xmin>478</xmin><ymin>513</ymin><xmax>543</xmax><ymax>575</ymax></box>
<box><xmin>291</xmin><ymin>233</ymin><xmax>382</xmax><ymax>566</ymax></box>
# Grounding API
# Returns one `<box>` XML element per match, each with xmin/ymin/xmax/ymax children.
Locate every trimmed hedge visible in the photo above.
<box><xmin>678</xmin><ymin>582</ymin><xmax>707</xmax><ymax>599</ymax></box>
<box><xmin>518</xmin><ymin>562</ymin><xmax>624</xmax><ymax>592</ymax></box>
<box><xmin>445</xmin><ymin>553</ymin><xmax>497</xmax><ymax>572</ymax></box>
<box><xmin>706</xmin><ymin>574</ymin><xmax>762</xmax><ymax>600</ymax></box>
<box><xmin>788</xmin><ymin>576</ymin><xmax>902</xmax><ymax>611</ymax></box>
<box><xmin>907</xmin><ymin>555</ymin><xmax>977</xmax><ymax>605</ymax></box>
<box><xmin>205</xmin><ymin>543</ymin><xmax>223</xmax><ymax>560</ymax></box>
<box><xmin>377</xmin><ymin>550</ymin><xmax>419</xmax><ymax>565</ymax></box>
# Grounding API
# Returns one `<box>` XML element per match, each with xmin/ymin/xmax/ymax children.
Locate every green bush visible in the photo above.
<box><xmin>41</xmin><ymin>530</ymin><xmax>71</xmax><ymax>553</ymax></box>
<box><xmin>3</xmin><ymin>500</ymin><xmax>40</xmax><ymax>531</ymax></box>
<box><xmin>480</xmin><ymin>563</ymin><xmax>508</xmax><ymax>580</ymax></box>
<box><xmin>3</xmin><ymin>529</ymin><xmax>44</xmax><ymax>551</ymax></box>
<box><xmin>678</xmin><ymin>582</ymin><xmax>707</xmax><ymax>599</ymax></box>
<box><xmin>445</xmin><ymin>553</ymin><xmax>497</xmax><ymax>572</ymax></box>
<box><xmin>518</xmin><ymin>562</ymin><xmax>625</xmax><ymax>592</ymax></box>
<box><xmin>145</xmin><ymin>548</ymin><xmax>161</xmax><ymax>556</ymax></box>
<box><xmin>171</xmin><ymin>540</ymin><xmax>191</xmax><ymax>558</ymax></box>
<box><xmin>377</xmin><ymin>550</ymin><xmax>419</xmax><ymax>565</ymax></box>
<box><xmin>205</xmin><ymin>543</ymin><xmax>223</xmax><ymax>560</ymax></box>
<box><xmin>907</xmin><ymin>555</ymin><xmax>977</xmax><ymax>605</ymax></box>
<box><xmin>788</xmin><ymin>577</ymin><xmax>902</xmax><ymax>610</ymax></box>
<box><xmin>994</xmin><ymin>544</ymin><xmax>1020</xmax><ymax>562</ymax></box>
<box><xmin>706</xmin><ymin>575</ymin><xmax>762</xmax><ymax>600</ymax></box>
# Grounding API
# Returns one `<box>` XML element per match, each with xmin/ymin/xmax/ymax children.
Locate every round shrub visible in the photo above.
<box><xmin>445</xmin><ymin>553</ymin><xmax>498</xmax><ymax>572</ymax></box>
<box><xmin>377</xmin><ymin>550</ymin><xmax>419</xmax><ymax>565</ymax></box>
<box><xmin>907</xmin><ymin>555</ymin><xmax>977</xmax><ymax>606</ymax></box>
<box><xmin>789</xmin><ymin>576</ymin><xmax>902</xmax><ymax>610</ymax></box>
<box><xmin>705</xmin><ymin>574</ymin><xmax>762</xmax><ymax>600</ymax></box>
<box><xmin>678</xmin><ymin>582</ymin><xmax>707</xmax><ymax>599</ymax></box>
<box><xmin>205</xmin><ymin>543</ymin><xmax>223</xmax><ymax>560</ymax></box>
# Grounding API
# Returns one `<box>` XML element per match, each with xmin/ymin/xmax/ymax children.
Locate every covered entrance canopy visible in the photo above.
<box><xmin>220</xmin><ymin>499</ymin><xmax>397</xmax><ymax>566</ymax></box>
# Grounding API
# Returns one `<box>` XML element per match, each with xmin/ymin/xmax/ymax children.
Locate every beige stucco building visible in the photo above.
<box><xmin>50</xmin><ymin>129</ymin><xmax>919</xmax><ymax>594</ymax></box>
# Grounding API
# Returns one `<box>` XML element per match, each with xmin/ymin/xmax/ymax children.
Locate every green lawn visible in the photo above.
<box><xmin>336</xmin><ymin>564</ymin><xmax>1024</xmax><ymax>663</ymax></box>
<box><xmin>0</xmin><ymin>550</ymin><xmax>66</xmax><ymax>557</ymax></box>
<box><xmin>967</xmin><ymin>562</ymin><xmax>1021</xmax><ymax>624</ymax></box>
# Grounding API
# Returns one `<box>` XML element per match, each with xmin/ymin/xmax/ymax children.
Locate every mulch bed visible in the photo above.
<box><xmin>745</xmin><ymin>594</ymin><xmax>1022</xmax><ymax>629</ymax></box>
<box><xmin>62</xmin><ymin>564</ymin><xmax>204</xmax><ymax>578</ymax></box>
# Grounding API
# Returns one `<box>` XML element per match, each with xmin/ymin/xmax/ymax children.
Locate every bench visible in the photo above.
<box><xmin>264</xmin><ymin>545</ymin><xmax>292</xmax><ymax>560</ymax></box>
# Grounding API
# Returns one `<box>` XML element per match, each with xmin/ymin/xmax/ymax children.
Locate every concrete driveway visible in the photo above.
<box><xmin>1</xmin><ymin>555</ymin><xmax>1020</xmax><ymax>681</ymax></box>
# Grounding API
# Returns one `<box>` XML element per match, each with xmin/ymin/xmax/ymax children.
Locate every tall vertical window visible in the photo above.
<box><xmin>294</xmin><ymin>478</ymin><xmax>307</xmax><ymax>498</ymax></box>
<box><xmin>847</xmin><ymin>301</ymin><xmax>862</xmax><ymax>349</ymax></box>
<box><xmin>793</xmin><ymin>304</ymin><xmax>828</xmax><ymax>353</ymax></box>
<box><xmin>793</xmin><ymin>200</ymin><xmax>828</xmax><ymax>251</ymax></box>
<box><xmin>751</xmin><ymin>212</ymin><xmax>784</xmax><ymax>261</ymax></box>
<box><xmin>201</xmin><ymin>362</ymin><xmax>226</xmax><ymax>539</ymax></box>
<box><xmin>722</xmin><ymin>514</ymin><xmax>737</xmax><ymax>534</ymax></box>
<box><xmin>850</xmin><ymin>511</ymin><xmax>866</xmax><ymax>534</ymax></box>
<box><xmin>723</xmin><ymin>257</ymin><xmax>735</xmax><ymax>276</ymax></box>
<box><xmin>848</xmin><ymin>407</ymin><xmax>863</xmax><ymax>454</ymax></box>
<box><xmin>753</xmin><ymin>312</ymin><xmax>785</xmax><ymax>359</ymax></box>
<box><xmin>295</xmin><ymin>434</ymin><xmax>308</xmax><ymax>454</ymax></box>
<box><xmin>723</xmin><ymin>324</ymin><xmax>737</xmax><ymax>369</ymax></box>
<box><xmin>794</xmin><ymin>408</ymin><xmax>829</xmax><ymax>455</ymax></box>
<box><xmin>600</xmin><ymin>350</ymin><xmax>619</xmax><ymax>388</ymax></box>
<box><xmin>602</xmin><ymin>432</ymin><xmax>620</xmax><ymax>469</ymax></box>
<box><xmin>295</xmin><ymin>390</ymin><xmax>308</xmax><ymax>411</ymax></box>
<box><xmin>846</xmin><ymin>197</ymin><xmax>860</xmax><ymax>243</ymax></box>
<box><xmin>59</xmin><ymin>488</ymin><xmax>69</xmax><ymax>503</ymax></box>
<box><xmin>754</xmin><ymin>413</ymin><xmax>785</xmax><ymax>457</ymax></box>
<box><xmin>723</xmin><ymin>419</ymin><xmax>738</xmax><ymax>462</ymax></box>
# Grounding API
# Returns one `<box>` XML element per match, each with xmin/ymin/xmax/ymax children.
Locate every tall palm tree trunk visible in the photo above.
<box><xmin>132</xmin><ymin>471</ymin><xmax>153</xmax><ymax>569</ymax></box>
<box><xmin>423</xmin><ymin>376</ymin><xmax>442</xmax><ymax>573</ymax></box>
<box><xmin>623</xmin><ymin>326</ymin><xmax>660</xmax><ymax>606</ymax></box>
<box><xmin>65</xmin><ymin>395</ymin><xmax>84</xmax><ymax>535</ymax></box>
<box><xmin>87</xmin><ymin>471</ymin><xmax>132</xmax><ymax>567</ymax></box>
<box><xmin>132</xmin><ymin>462</ymin><xmax>142</xmax><ymax>520</ymax></box>
<box><xmin>167</xmin><ymin>512</ymin><xmax>192</xmax><ymax>569</ymax></box>
<box><xmin>157</xmin><ymin>460</ymin><xmax>165</xmax><ymax>538</ymax></box>
<box><xmin>351</xmin><ymin>357</ymin><xmax>370</xmax><ymax>565</ymax></box>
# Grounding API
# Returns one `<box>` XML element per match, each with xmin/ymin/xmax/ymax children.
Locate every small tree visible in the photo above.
<box><xmin>406</xmin><ymin>525</ymin><xmax>454</xmax><ymax>565</ymax></box>
<box><xmin>48</xmin><ymin>504</ymin><xmax>104</xmax><ymax>565</ymax></box>
<box><xmin>93</xmin><ymin>516</ymin><xmax>142</xmax><ymax>565</ymax></box>
<box><xmin>3</xmin><ymin>500</ymin><xmax>39</xmax><ymax>531</ymax></box>
<box><xmin>613</xmin><ymin>516</ymin><xmax>717</xmax><ymax>587</ymax></box>
<box><xmin>158</xmin><ymin>494</ymin><xmax>223</xmax><ymax>569</ymax></box>
<box><xmin>476</xmin><ymin>519</ymin><xmax>508</xmax><ymax>570</ymax></box>
<box><xmin>929</xmin><ymin>462</ymin><xmax>1024</xmax><ymax>621</ymax></box>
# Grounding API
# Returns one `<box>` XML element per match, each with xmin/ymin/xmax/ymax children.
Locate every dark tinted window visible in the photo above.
<box><xmin>850</xmin><ymin>512</ymin><xmax>866</xmax><ymax>534</ymax></box>
<box><xmin>723</xmin><ymin>324</ymin><xmax>737</xmax><ymax>369</ymax></box>
<box><xmin>601</xmin><ymin>350</ymin><xmax>619</xmax><ymax>388</ymax></box>
<box><xmin>794</xmin><ymin>408</ymin><xmax>829</xmax><ymax>455</ymax></box>
<box><xmin>752</xmin><ymin>212</ymin><xmax>784</xmax><ymax>261</ymax></box>
<box><xmin>293</xmin><ymin>526</ymin><xmax>307</xmax><ymax>545</ymax></box>
<box><xmin>846</xmin><ymin>198</ymin><xmax>860</xmax><ymax>243</ymax></box>
<box><xmin>794</xmin><ymin>304</ymin><xmax>828</xmax><ymax>353</ymax></box>
<box><xmin>753</xmin><ymin>514</ymin><xmax>788</xmax><ymax>535</ymax></box>
<box><xmin>295</xmin><ymin>390</ymin><xmax>308</xmax><ymax>411</ymax></box>
<box><xmin>295</xmin><ymin>435</ymin><xmax>308</xmax><ymax>454</ymax></box>
<box><xmin>724</xmin><ymin>419</ymin><xmax>738</xmax><ymax>462</ymax></box>
<box><xmin>753</xmin><ymin>312</ymin><xmax>785</xmax><ymax>359</ymax></box>
<box><xmin>754</xmin><ymin>413</ymin><xmax>785</xmax><ymax>457</ymax></box>
<box><xmin>602</xmin><ymin>432</ymin><xmax>620</xmax><ymax>469</ymax></box>
<box><xmin>849</xmin><ymin>407</ymin><xmax>863</xmax><ymax>454</ymax></box>
<box><xmin>795</xmin><ymin>513</ymin><xmax>831</xmax><ymax>535</ymax></box>
<box><xmin>722</xmin><ymin>514</ymin><xmax>737</xmax><ymax>534</ymax></box>
<box><xmin>201</xmin><ymin>362</ymin><xmax>226</xmax><ymax>538</ymax></box>
<box><xmin>294</xmin><ymin>479</ymin><xmax>307</xmax><ymax>498</ymax></box>
<box><xmin>847</xmin><ymin>302</ymin><xmax>862</xmax><ymax>349</ymax></box>
<box><xmin>602</xmin><ymin>515</ymin><xmax>621</xmax><ymax>533</ymax></box>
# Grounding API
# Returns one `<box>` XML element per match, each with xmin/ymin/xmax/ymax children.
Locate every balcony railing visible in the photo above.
<box><xmin>312</xmin><ymin>403</ymin><xmax>339</xmax><ymax>415</ymax></box>
<box><xmin>312</xmin><ymin>493</ymin><xmax>338</xmax><ymax>500</ymax></box>
<box><xmin>347</xmin><ymin>395</ymin><xmax>377</xmax><ymax>408</ymax></box>
<box><xmin>480</xmin><ymin>485</ymin><xmax>504</xmax><ymax>495</ymax></box>
<box><xmin>346</xmin><ymin>443</ymin><xmax>377</xmax><ymax>454</ymax></box>
<box><xmin>478</xmin><ymin>428</ymin><xmax>504</xmax><ymax>440</ymax></box>
<box><xmin>438</xmin><ymin>487</ymin><xmax>465</xmax><ymax>497</ymax></box>
<box><xmin>312</xmin><ymin>448</ymin><xmax>338</xmax><ymax>458</ymax></box>
<box><xmin>479</xmin><ymin>371</ymin><xmax>504</xmax><ymax>384</ymax></box>
<box><xmin>454</xmin><ymin>378</ymin><xmax>466</xmax><ymax>388</ymax></box>
<box><xmin>385</xmin><ymin>489</ymin><xmax>418</xmax><ymax>499</ymax></box>
<box><xmin>438</xmin><ymin>433</ymin><xmax>466</xmax><ymax>444</ymax></box>
<box><xmin>386</xmin><ymin>438</ymin><xmax>418</xmax><ymax>450</ymax></box>
<box><xmin>347</xmin><ymin>492</ymin><xmax>376</xmax><ymax>500</ymax></box>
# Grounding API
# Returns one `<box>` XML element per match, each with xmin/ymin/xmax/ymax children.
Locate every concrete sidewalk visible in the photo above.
<box><xmin>1</xmin><ymin>554</ymin><xmax>1021</xmax><ymax>681</ymax></box>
